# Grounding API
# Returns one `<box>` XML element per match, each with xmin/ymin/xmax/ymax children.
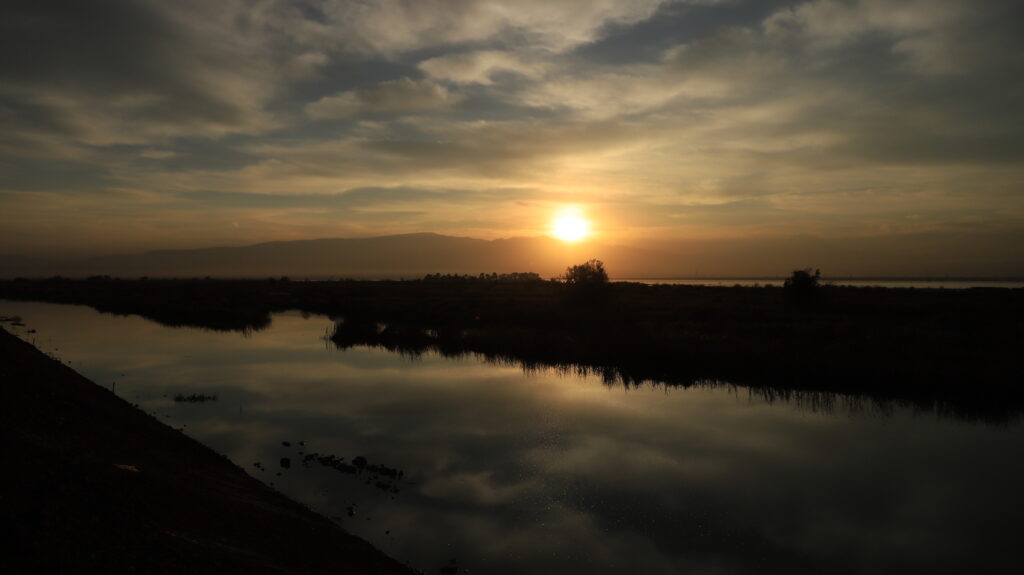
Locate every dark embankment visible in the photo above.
<box><xmin>2</xmin><ymin>277</ymin><xmax>1022</xmax><ymax>422</ymax></box>
<box><xmin>0</xmin><ymin>326</ymin><xmax>415</xmax><ymax>574</ymax></box>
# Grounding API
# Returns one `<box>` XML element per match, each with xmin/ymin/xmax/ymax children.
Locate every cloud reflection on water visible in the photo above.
<box><xmin>3</xmin><ymin>301</ymin><xmax>1023</xmax><ymax>574</ymax></box>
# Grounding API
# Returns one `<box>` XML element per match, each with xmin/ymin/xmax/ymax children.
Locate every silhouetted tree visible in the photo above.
<box><xmin>562</xmin><ymin>259</ymin><xmax>610</xmax><ymax>306</ymax></box>
<box><xmin>784</xmin><ymin>268</ymin><xmax>822</xmax><ymax>305</ymax></box>
<box><xmin>563</xmin><ymin>259</ymin><xmax>609</xmax><ymax>286</ymax></box>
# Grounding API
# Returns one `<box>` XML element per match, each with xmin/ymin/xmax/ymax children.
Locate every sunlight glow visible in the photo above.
<box><xmin>551</xmin><ymin>209</ymin><xmax>590</xmax><ymax>242</ymax></box>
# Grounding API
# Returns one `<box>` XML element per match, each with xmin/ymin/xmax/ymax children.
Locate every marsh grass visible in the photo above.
<box><xmin>2</xmin><ymin>277</ymin><xmax>1021</xmax><ymax>422</ymax></box>
<box><xmin>174</xmin><ymin>393</ymin><xmax>218</xmax><ymax>403</ymax></box>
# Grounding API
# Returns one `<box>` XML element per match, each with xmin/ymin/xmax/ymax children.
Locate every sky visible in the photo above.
<box><xmin>1</xmin><ymin>0</ymin><xmax>1022</xmax><ymax>275</ymax></box>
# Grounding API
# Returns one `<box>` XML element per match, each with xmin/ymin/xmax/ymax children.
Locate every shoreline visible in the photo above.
<box><xmin>2</xmin><ymin>277</ymin><xmax>1021</xmax><ymax>422</ymax></box>
<box><xmin>0</xmin><ymin>326</ymin><xmax>416</xmax><ymax>574</ymax></box>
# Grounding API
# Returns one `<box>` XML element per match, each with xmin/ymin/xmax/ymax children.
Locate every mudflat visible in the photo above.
<box><xmin>0</xmin><ymin>326</ymin><xmax>414</xmax><ymax>574</ymax></box>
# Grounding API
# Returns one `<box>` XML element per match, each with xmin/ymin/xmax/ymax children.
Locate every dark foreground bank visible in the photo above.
<box><xmin>0</xmin><ymin>327</ymin><xmax>415</xmax><ymax>574</ymax></box>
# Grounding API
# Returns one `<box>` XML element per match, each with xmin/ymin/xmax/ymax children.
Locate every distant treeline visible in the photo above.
<box><xmin>421</xmin><ymin>272</ymin><xmax>545</xmax><ymax>283</ymax></box>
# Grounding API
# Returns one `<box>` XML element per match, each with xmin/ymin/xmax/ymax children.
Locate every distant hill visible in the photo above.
<box><xmin>5</xmin><ymin>230</ymin><xmax>1024</xmax><ymax>279</ymax></box>
<box><xmin>8</xmin><ymin>233</ymin><xmax>674</xmax><ymax>279</ymax></box>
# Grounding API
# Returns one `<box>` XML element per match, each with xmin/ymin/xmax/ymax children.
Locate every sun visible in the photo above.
<box><xmin>551</xmin><ymin>210</ymin><xmax>590</xmax><ymax>242</ymax></box>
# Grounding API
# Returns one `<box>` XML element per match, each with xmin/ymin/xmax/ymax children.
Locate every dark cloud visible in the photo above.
<box><xmin>0</xmin><ymin>0</ymin><xmax>278</xmax><ymax>148</ymax></box>
<box><xmin>306</xmin><ymin>78</ymin><xmax>463</xmax><ymax>119</ymax></box>
<box><xmin>176</xmin><ymin>187</ymin><xmax>500</xmax><ymax>210</ymax></box>
<box><xmin>0</xmin><ymin>1</ymin><xmax>175</xmax><ymax>88</ymax></box>
<box><xmin>0</xmin><ymin>154</ymin><xmax>116</xmax><ymax>191</ymax></box>
<box><xmin>656</xmin><ymin>0</ymin><xmax>1024</xmax><ymax>168</ymax></box>
<box><xmin>573</xmin><ymin>0</ymin><xmax>800</xmax><ymax>65</ymax></box>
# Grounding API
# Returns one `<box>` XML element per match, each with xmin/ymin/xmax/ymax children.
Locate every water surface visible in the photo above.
<box><xmin>3</xmin><ymin>300</ymin><xmax>1022</xmax><ymax>574</ymax></box>
<box><xmin>620</xmin><ymin>278</ymin><xmax>1024</xmax><ymax>289</ymax></box>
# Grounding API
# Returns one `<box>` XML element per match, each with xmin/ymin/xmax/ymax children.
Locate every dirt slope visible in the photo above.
<box><xmin>0</xmin><ymin>327</ymin><xmax>416</xmax><ymax>574</ymax></box>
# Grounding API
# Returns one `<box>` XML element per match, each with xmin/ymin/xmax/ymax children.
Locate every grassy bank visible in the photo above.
<box><xmin>0</xmin><ymin>326</ymin><xmax>415</xmax><ymax>574</ymax></box>
<box><xmin>2</xmin><ymin>277</ymin><xmax>1022</xmax><ymax>421</ymax></box>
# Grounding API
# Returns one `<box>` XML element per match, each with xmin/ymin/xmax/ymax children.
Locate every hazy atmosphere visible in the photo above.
<box><xmin>2</xmin><ymin>0</ymin><xmax>1023</xmax><ymax>276</ymax></box>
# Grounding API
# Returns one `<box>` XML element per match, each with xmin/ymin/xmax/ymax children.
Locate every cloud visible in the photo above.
<box><xmin>305</xmin><ymin>78</ymin><xmax>463</xmax><ymax>119</ymax></box>
<box><xmin>1</xmin><ymin>0</ymin><xmax>1023</xmax><ymax>272</ymax></box>
<box><xmin>300</xmin><ymin>0</ymin><xmax>676</xmax><ymax>56</ymax></box>
<box><xmin>647</xmin><ymin>0</ymin><xmax>1024</xmax><ymax>170</ymax></box>
<box><xmin>176</xmin><ymin>118</ymin><xmax>643</xmax><ymax>196</ymax></box>
<box><xmin>176</xmin><ymin>187</ymin><xmax>501</xmax><ymax>211</ymax></box>
<box><xmin>0</xmin><ymin>0</ymin><xmax>282</xmax><ymax>151</ymax></box>
<box><xmin>419</xmin><ymin>51</ymin><xmax>546</xmax><ymax>85</ymax></box>
<box><xmin>516</xmin><ymin>66</ymin><xmax>713</xmax><ymax>120</ymax></box>
<box><xmin>138</xmin><ymin>149</ymin><xmax>179</xmax><ymax>160</ymax></box>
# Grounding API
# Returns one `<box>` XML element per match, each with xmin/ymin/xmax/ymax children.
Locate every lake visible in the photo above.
<box><xmin>618</xmin><ymin>278</ymin><xmax>1024</xmax><ymax>289</ymax></box>
<box><xmin>3</xmin><ymin>299</ymin><xmax>1023</xmax><ymax>574</ymax></box>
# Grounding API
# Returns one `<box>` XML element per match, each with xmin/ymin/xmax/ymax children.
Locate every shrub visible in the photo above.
<box><xmin>562</xmin><ymin>259</ymin><xmax>610</xmax><ymax>306</ymax></box>
<box><xmin>563</xmin><ymin>259</ymin><xmax>609</xmax><ymax>286</ymax></box>
<box><xmin>784</xmin><ymin>268</ymin><xmax>822</xmax><ymax>304</ymax></box>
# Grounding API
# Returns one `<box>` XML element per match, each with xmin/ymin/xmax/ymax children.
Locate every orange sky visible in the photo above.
<box><xmin>1</xmin><ymin>1</ymin><xmax>1022</xmax><ymax>276</ymax></box>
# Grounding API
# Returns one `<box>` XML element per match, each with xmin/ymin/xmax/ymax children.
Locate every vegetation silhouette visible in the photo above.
<box><xmin>784</xmin><ymin>268</ymin><xmax>822</xmax><ymax>305</ymax></box>
<box><xmin>173</xmin><ymin>393</ymin><xmax>218</xmax><ymax>403</ymax></box>
<box><xmin>562</xmin><ymin>259</ymin><xmax>610</xmax><ymax>305</ymax></box>
<box><xmin>423</xmin><ymin>272</ymin><xmax>544</xmax><ymax>283</ymax></box>
<box><xmin>563</xmin><ymin>259</ymin><xmax>609</xmax><ymax>286</ymax></box>
<box><xmin>2</xmin><ymin>275</ymin><xmax>1022</xmax><ymax>423</ymax></box>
